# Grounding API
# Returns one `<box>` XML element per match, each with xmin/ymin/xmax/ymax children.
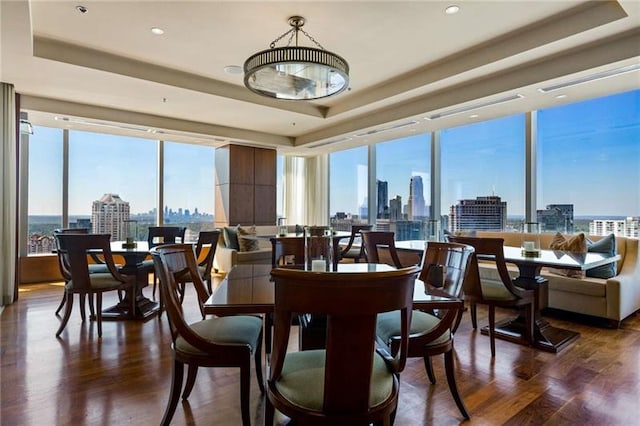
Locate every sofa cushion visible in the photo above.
<box><xmin>548</xmin><ymin>232</ymin><xmax>587</xmax><ymax>279</ymax></box>
<box><xmin>543</xmin><ymin>272</ymin><xmax>607</xmax><ymax>297</ymax></box>
<box><xmin>223</xmin><ymin>226</ymin><xmax>240</xmax><ymax>250</ymax></box>
<box><xmin>238</xmin><ymin>226</ymin><xmax>260</xmax><ymax>252</ymax></box>
<box><xmin>586</xmin><ymin>234</ymin><xmax>617</xmax><ymax>279</ymax></box>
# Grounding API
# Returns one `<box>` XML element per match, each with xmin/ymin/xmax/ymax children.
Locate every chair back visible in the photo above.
<box><xmin>147</xmin><ymin>226</ymin><xmax>186</xmax><ymax>248</ymax></box>
<box><xmin>270</xmin><ymin>237</ymin><xmax>305</xmax><ymax>267</ymax></box>
<box><xmin>53</xmin><ymin>228</ymin><xmax>90</xmax><ymax>281</ymax></box>
<box><xmin>361</xmin><ymin>231</ymin><xmax>404</xmax><ymax>268</ymax></box>
<box><xmin>420</xmin><ymin>241</ymin><xmax>475</xmax><ymax>299</ymax></box>
<box><xmin>151</xmin><ymin>244</ymin><xmax>226</xmax><ymax>345</ymax></box>
<box><xmin>269</xmin><ymin>266</ymin><xmax>419</xmax><ymax>419</ymax></box>
<box><xmin>339</xmin><ymin>224</ymin><xmax>373</xmax><ymax>258</ymax></box>
<box><xmin>55</xmin><ymin>233</ymin><xmax>125</xmax><ymax>291</ymax></box>
<box><xmin>446</xmin><ymin>236</ymin><xmax>524</xmax><ymax>299</ymax></box>
<box><xmin>194</xmin><ymin>230</ymin><xmax>221</xmax><ymax>278</ymax></box>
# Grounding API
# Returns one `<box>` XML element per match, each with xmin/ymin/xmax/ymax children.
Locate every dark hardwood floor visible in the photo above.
<box><xmin>2</xmin><ymin>280</ymin><xmax>640</xmax><ymax>425</ymax></box>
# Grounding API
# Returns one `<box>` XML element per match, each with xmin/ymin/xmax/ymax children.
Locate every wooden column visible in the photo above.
<box><xmin>215</xmin><ymin>145</ymin><xmax>276</xmax><ymax>228</ymax></box>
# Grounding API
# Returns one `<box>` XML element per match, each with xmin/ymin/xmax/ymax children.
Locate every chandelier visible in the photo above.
<box><xmin>244</xmin><ymin>16</ymin><xmax>349</xmax><ymax>101</ymax></box>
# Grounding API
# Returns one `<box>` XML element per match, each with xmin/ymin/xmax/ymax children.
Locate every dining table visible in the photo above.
<box><xmin>395</xmin><ymin>240</ymin><xmax>621</xmax><ymax>352</ymax></box>
<box><xmin>100</xmin><ymin>241</ymin><xmax>160</xmax><ymax>320</ymax></box>
<box><xmin>203</xmin><ymin>262</ymin><xmax>457</xmax><ymax>353</ymax></box>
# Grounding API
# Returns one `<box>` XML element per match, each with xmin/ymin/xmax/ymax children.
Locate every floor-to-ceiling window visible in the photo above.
<box><xmin>68</xmin><ymin>130</ymin><xmax>157</xmax><ymax>241</ymax></box>
<box><xmin>26</xmin><ymin>126</ymin><xmax>63</xmax><ymax>254</ymax></box>
<box><xmin>376</xmin><ymin>134</ymin><xmax>431</xmax><ymax>240</ymax></box>
<box><xmin>441</xmin><ymin>114</ymin><xmax>526</xmax><ymax>233</ymax></box>
<box><xmin>163</xmin><ymin>141</ymin><xmax>215</xmax><ymax>242</ymax></box>
<box><xmin>329</xmin><ymin>146</ymin><xmax>368</xmax><ymax>231</ymax></box>
<box><xmin>537</xmin><ymin>89</ymin><xmax>640</xmax><ymax>237</ymax></box>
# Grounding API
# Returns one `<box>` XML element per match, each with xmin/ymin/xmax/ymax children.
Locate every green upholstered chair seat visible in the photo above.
<box><xmin>273</xmin><ymin>349</ymin><xmax>394</xmax><ymax>412</ymax></box>
<box><xmin>67</xmin><ymin>272</ymin><xmax>129</xmax><ymax>291</ymax></box>
<box><xmin>175</xmin><ymin>315</ymin><xmax>262</xmax><ymax>356</ymax></box>
<box><xmin>342</xmin><ymin>247</ymin><xmax>363</xmax><ymax>258</ymax></box>
<box><xmin>377</xmin><ymin>310</ymin><xmax>450</xmax><ymax>346</ymax></box>
<box><xmin>480</xmin><ymin>279</ymin><xmax>519</xmax><ymax>301</ymax></box>
<box><xmin>88</xmin><ymin>264</ymin><xmax>111</xmax><ymax>274</ymax></box>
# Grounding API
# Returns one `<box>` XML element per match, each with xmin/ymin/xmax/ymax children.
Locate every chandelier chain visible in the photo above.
<box><xmin>268</xmin><ymin>27</ymin><xmax>325</xmax><ymax>50</ymax></box>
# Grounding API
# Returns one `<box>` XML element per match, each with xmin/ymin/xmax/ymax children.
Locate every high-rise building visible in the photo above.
<box><xmin>92</xmin><ymin>193</ymin><xmax>130</xmax><ymax>241</ymax></box>
<box><xmin>389</xmin><ymin>195</ymin><xmax>403</xmax><ymax>221</ymax></box>
<box><xmin>538</xmin><ymin>204</ymin><xmax>574</xmax><ymax>233</ymax></box>
<box><xmin>376</xmin><ymin>180</ymin><xmax>389</xmax><ymax>219</ymax></box>
<box><xmin>449</xmin><ymin>195</ymin><xmax>506</xmax><ymax>232</ymax></box>
<box><xmin>590</xmin><ymin>217</ymin><xmax>639</xmax><ymax>238</ymax></box>
<box><xmin>407</xmin><ymin>176</ymin><xmax>426</xmax><ymax>219</ymax></box>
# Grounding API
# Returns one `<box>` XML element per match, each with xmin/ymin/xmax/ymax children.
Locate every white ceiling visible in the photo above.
<box><xmin>2</xmin><ymin>0</ymin><xmax>639</xmax><ymax>155</ymax></box>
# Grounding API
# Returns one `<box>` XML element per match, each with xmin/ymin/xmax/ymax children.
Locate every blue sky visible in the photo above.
<box><xmin>28</xmin><ymin>89</ymin><xmax>639</xmax><ymax>218</ymax></box>
<box><xmin>330</xmin><ymin>89</ymin><xmax>639</xmax><ymax>218</ymax></box>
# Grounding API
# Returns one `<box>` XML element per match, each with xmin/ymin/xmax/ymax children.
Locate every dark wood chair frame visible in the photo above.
<box><xmin>175</xmin><ymin>230</ymin><xmax>221</xmax><ymax>306</ymax></box>
<box><xmin>54</xmin><ymin>233</ymin><xmax>136</xmax><ymax>338</ymax></box>
<box><xmin>145</xmin><ymin>226</ymin><xmax>186</xmax><ymax>300</ymax></box>
<box><xmin>447</xmin><ymin>235</ymin><xmax>536</xmax><ymax>357</ymax></box>
<box><xmin>266</xmin><ymin>265</ymin><xmax>419</xmax><ymax>426</ymax></box>
<box><xmin>151</xmin><ymin>244</ymin><xmax>264</xmax><ymax>426</ymax></box>
<box><xmin>338</xmin><ymin>224</ymin><xmax>373</xmax><ymax>263</ymax></box>
<box><xmin>377</xmin><ymin>241</ymin><xmax>475</xmax><ymax>420</ymax></box>
<box><xmin>361</xmin><ymin>230</ymin><xmax>404</xmax><ymax>268</ymax></box>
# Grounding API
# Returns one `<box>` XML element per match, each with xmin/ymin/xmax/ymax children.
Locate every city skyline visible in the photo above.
<box><xmin>27</xmin><ymin>89</ymin><xmax>639</xmax><ymax>220</ymax></box>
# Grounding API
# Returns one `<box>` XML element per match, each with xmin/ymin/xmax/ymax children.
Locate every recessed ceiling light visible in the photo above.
<box><xmin>555</xmin><ymin>94</ymin><xmax>568</xmax><ymax>99</ymax></box>
<box><xmin>75</xmin><ymin>5</ymin><xmax>88</xmax><ymax>14</ymax></box>
<box><xmin>224</xmin><ymin>65</ymin><xmax>243</xmax><ymax>75</ymax></box>
<box><xmin>150</xmin><ymin>27</ymin><xmax>165</xmax><ymax>35</ymax></box>
<box><xmin>445</xmin><ymin>5</ymin><xmax>460</xmax><ymax>14</ymax></box>
<box><xmin>469</xmin><ymin>114</ymin><xmax>479</xmax><ymax>118</ymax></box>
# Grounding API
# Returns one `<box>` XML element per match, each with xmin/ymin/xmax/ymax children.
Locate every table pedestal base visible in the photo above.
<box><xmin>102</xmin><ymin>294</ymin><xmax>160</xmax><ymax>320</ymax></box>
<box><xmin>480</xmin><ymin>315</ymin><xmax>580</xmax><ymax>353</ymax></box>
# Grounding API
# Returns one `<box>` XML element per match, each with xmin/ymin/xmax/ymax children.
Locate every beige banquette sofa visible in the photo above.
<box><xmin>474</xmin><ymin>231</ymin><xmax>640</xmax><ymax>327</ymax></box>
<box><xmin>214</xmin><ymin>225</ymin><xmax>298</xmax><ymax>273</ymax></box>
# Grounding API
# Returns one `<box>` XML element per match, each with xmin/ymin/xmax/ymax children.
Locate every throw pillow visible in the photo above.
<box><xmin>586</xmin><ymin>234</ymin><xmax>617</xmax><ymax>279</ymax></box>
<box><xmin>223</xmin><ymin>225</ymin><xmax>240</xmax><ymax>251</ymax></box>
<box><xmin>548</xmin><ymin>232</ymin><xmax>587</xmax><ymax>278</ymax></box>
<box><xmin>238</xmin><ymin>225</ymin><xmax>260</xmax><ymax>252</ymax></box>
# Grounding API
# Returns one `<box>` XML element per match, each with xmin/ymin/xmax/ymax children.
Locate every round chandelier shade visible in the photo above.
<box><xmin>243</xmin><ymin>16</ymin><xmax>350</xmax><ymax>101</ymax></box>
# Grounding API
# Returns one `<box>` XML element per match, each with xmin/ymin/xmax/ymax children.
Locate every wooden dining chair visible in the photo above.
<box><xmin>151</xmin><ymin>244</ymin><xmax>264</xmax><ymax>426</ymax></box>
<box><xmin>376</xmin><ymin>241</ymin><xmax>475</xmax><ymax>419</ymax></box>
<box><xmin>54</xmin><ymin>233</ymin><xmax>136</xmax><ymax>338</ymax></box>
<box><xmin>175</xmin><ymin>229</ymin><xmax>221</xmax><ymax>300</ymax></box>
<box><xmin>142</xmin><ymin>226</ymin><xmax>186</xmax><ymax>300</ymax></box>
<box><xmin>338</xmin><ymin>224</ymin><xmax>373</xmax><ymax>263</ymax></box>
<box><xmin>270</xmin><ymin>236</ymin><xmax>305</xmax><ymax>267</ymax></box>
<box><xmin>361</xmin><ymin>230</ymin><xmax>405</xmax><ymax>268</ymax></box>
<box><xmin>266</xmin><ymin>265</ymin><xmax>419</xmax><ymax>426</ymax></box>
<box><xmin>447</xmin><ymin>235</ymin><xmax>536</xmax><ymax>357</ymax></box>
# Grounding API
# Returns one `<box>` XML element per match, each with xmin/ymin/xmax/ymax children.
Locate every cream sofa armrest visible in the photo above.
<box><xmin>214</xmin><ymin>246</ymin><xmax>238</xmax><ymax>273</ymax></box>
<box><xmin>608</xmin><ymin>251</ymin><xmax>640</xmax><ymax>321</ymax></box>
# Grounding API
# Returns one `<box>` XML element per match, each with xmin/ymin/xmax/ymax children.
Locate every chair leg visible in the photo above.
<box><xmin>88</xmin><ymin>294</ymin><xmax>96</xmax><ymax>320</ymax></box>
<box><xmin>79</xmin><ymin>294</ymin><xmax>87</xmax><ymax>321</ymax></box>
<box><xmin>56</xmin><ymin>291</ymin><xmax>74</xmax><ymax>337</ymax></box>
<box><xmin>182</xmin><ymin>365</ymin><xmax>198</xmax><ymax>399</ymax></box>
<box><xmin>240</xmin><ymin>359</ymin><xmax>251</xmax><ymax>426</ymax></box>
<box><xmin>444</xmin><ymin>350</ymin><xmax>470</xmax><ymax>419</ymax></box>
<box><xmin>488</xmin><ymin>306</ymin><xmax>496</xmax><ymax>357</ymax></box>
<box><xmin>265</xmin><ymin>391</ymin><xmax>275</xmax><ymax>426</ymax></box>
<box><xmin>423</xmin><ymin>356</ymin><xmax>436</xmax><ymax>384</ymax></box>
<box><xmin>96</xmin><ymin>293</ymin><xmax>103</xmax><ymax>338</ymax></box>
<box><xmin>161</xmin><ymin>360</ymin><xmax>184</xmax><ymax>426</ymax></box>
<box><xmin>254</xmin><ymin>331</ymin><xmax>265</xmax><ymax>393</ymax></box>
<box><xmin>55</xmin><ymin>292</ymin><xmax>67</xmax><ymax>316</ymax></box>
<box><xmin>470</xmin><ymin>302</ymin><xmax>478</xmax><ymax>329</ymax></box>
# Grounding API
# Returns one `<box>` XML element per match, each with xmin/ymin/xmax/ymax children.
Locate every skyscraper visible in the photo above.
<box><xmin>389</xmin><ymin>195</ymin><xmax>403</xmax><ymax>221</ymax></box>
<box><xmin>92</xmin><ymin>193</ymin><xmax>130</xmax><ymax>241</ymax></box>
<box><xmin>376</xmin><ymin>180</ymin><xmax>389</xmax><ymax>219</ymax></box>
<box><xmin>407</xmin><ymin>175</ymin><xmax>426</xmax><ymax>219</ymax></box>
<box><xmin>449</xmin><ymin>195</ymin><xmax>506</xmax><ymax>232</ymax></box>
<box><xmin>537</xmin><ymin>204</ymin><xmax>574</xmax><ymax>233</ymax></box>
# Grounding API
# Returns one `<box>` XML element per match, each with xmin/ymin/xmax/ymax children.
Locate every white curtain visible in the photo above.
<box><xmin>1</xmin><ymin>83</ymin><xmax>18</xmax><ymax>305</ymax></box>
<box><xmin>283</xmin><ymin>154</ymin><xmax>329</xmax><ymax>227</ymax></box>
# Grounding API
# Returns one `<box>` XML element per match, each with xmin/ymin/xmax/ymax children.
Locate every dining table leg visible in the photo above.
<box><xmin>102</xmin><ymin>257</ymin><xmax>160</xmax><ymax>320</ymax></box>
<box><xmin>480</xmin><ymin>264</ymin><xmax>580</xmax><ymax>353</ymax></box>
